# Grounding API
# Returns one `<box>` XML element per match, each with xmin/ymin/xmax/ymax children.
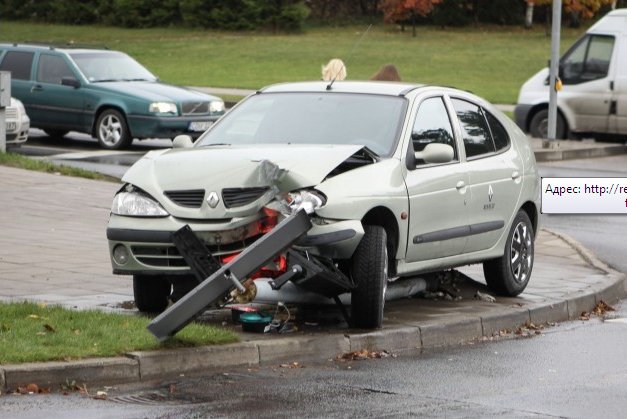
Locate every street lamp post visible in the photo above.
<box><xmin>545</xmin><ymin>0</ymin><xmax>562</xmax><ymax>148</ymax></box>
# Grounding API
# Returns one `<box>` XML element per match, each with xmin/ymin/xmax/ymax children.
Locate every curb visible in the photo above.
<box><xmin>2</xmin><ymin>230</ymin><xmax>626</xmax><ymax>392</ymax></box>
<box><xmin>534</xmin><ymin>143</ymin><xmax>627</xmax><ymax>162</ymax></box>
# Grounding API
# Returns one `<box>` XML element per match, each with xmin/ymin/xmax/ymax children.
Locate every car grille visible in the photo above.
<box><xmin>223</xmin><ymin>187</ymin><xmax>269</xmax><ymax>208</ymax></box>
<box><xmin>131</xmin><ymin>233</ymin><xmax>263</xmax><ymax>267</ymax></box>
<box><xmin>181</xmin><ymin>101</ymin><xmax>210</xmax><ymax>115</ymax></box>
<box><xmin>164</xmin><ymin>189</ymin><xmax>205</xmax><ymax>208</ymax></box>
<box><xmin>164</xmin><ymin>187</ymin><xmax>270</xmax><ymax>209</ymax></box>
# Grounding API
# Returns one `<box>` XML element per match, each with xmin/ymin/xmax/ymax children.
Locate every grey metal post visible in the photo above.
<box><xmin>0</xmin><ymin>72</ymin><xmax>11</xmax><ymax>153</ymax></box>
<box><xmin>545</xmin><ymin>0</ymin><xmax>562</xmax><ymax>148</ymax></box>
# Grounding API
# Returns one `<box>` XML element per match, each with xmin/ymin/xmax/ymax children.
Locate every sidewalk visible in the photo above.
<box><xmin>1</xmin><ymin>139</ymin><xmax>627</xmax><ymax>391</ymax></box>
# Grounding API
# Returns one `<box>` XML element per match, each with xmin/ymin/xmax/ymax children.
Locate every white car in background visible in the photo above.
<box><xmin>5</xmin><ymin>97</ymin><xmax>29</xmax><ymax>147</ymax></box>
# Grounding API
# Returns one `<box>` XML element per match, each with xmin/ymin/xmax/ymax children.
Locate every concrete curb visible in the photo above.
<box><xmin>2</xmin><ymin>230</ymin><xmax>625</xmax><ymax>391</ymax></box>
<box><xmin>533</xmin><ymin>143</ymin><xmax>627</xmax><ymax>162</ymax></box>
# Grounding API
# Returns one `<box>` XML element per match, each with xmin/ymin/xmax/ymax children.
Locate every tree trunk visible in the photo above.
<box><xmin>525</xmin><ymin>2</ymin><xmax>534</xmax><ymax>29</ymax></box>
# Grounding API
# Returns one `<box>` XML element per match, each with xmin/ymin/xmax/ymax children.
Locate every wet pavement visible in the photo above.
<box><xmin>1</xmin><ymin>138</ymin><xmax>626</xmax><ymax>391</ymax></box>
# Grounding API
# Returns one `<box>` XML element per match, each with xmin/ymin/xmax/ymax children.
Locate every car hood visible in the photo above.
<box><xmin>122</xmin><ymin>144</ymin><xmax>367</xmax><ymax>218</ymax></box>
<box><xmin>93</xmin><ymin>81</ymin><xmax>220</xmax><ymax>102</ymax></box>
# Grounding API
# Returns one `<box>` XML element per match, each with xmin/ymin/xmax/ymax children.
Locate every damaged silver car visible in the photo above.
<box><xmin>107</xmin><ymin>81</ymin><xmax>541</xmax><ymax>330</ymax></box>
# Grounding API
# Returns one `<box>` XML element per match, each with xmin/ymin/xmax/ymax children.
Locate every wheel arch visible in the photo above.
<box><xmin>91</xmin><ymin>105</ymin><xmax>131</xmax><ymax>138</ymax></box>
<box><xmin>520</xmin><ymin>200</ymin><xmax>540</xmax><ymax>236</ymax></box>
<box><xmin>361</xmin><ymin>206</ymin><xmax>400</xmax><ymax>277</ymax></box>
<box><xmin>527</xmin><ymin>103</ymin><xmax>571</xmax><ymax>137</ymax></box>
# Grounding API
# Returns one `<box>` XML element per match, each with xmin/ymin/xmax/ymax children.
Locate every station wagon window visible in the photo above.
<box><xmin>37</xmin><ymin>54</ymin><xmax>74</xmax><ymax>84</ymax></box>
<box><xmin>411</xmin><ymin>96</ymin><xmax>457</xmax><ymax>164</ymax></box>
<box><xmin>451</xmin><ymin>98</ymin><xmax>495</xmax><ymax>159</ymax></box>
<box><xmin>560</xmin><ymin>34</ymin><xmax>614</xmax><ymax>85</ymax></box>
<box><xmin>0</xmin><ymin>51</ymin><xmax>34</xmax><ymax>80</ymax></box>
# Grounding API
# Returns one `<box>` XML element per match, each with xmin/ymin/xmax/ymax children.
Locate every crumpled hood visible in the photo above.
<box><xmin>122</xmin><ymin>144</ymin><xmax>365</xmax><ymax>218</ymax></box>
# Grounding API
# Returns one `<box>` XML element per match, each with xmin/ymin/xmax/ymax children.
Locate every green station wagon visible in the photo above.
<box><xmin>107</xmin><ymin>81</ymin><xmax>541</xmax><ymax>329</ymax></box>
<box><xmin>0</xmin><ymin>43</ymin><xmax>225</xmax><ymax>149</ymax></box>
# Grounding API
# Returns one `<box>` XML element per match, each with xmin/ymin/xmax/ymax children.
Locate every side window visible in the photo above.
<box><xmin>560</xmin><ymin>34</ymin><xmax>614</xmax><ymax>84</ymax></box>
<box><xmin>0</xmin><ymin>51</ymin><xmax>34</xmax><ymax>80</ymax></box>
<box><xmin>485</xmin><ymin>111</ymin><xmax>510</xmax><ymax>152</ymax></box>
<box><xmin>451</xmin><ymin>98</ymin><xmax>495</xmax><ymax>159</ymax></box>
<box><xmin>37</xmin><ymin>54</ymin><xmax>74</xmax><ymax>84</ymax></box>
<box><xmin>411</xmin><ymin>96</ymin><xmax>457</xmax><ymax>164</ymax></box>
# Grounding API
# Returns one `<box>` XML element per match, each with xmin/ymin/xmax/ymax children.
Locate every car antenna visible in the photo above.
<box><xmin>327</xmin><ymin>24</ymin><xmax>372</xmax><ymax>91</ymax></box>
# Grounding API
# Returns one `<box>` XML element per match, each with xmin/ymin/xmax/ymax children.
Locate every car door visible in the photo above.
<box><xmin>449</xmin><ymin>97</ymin><xmax>523</xmax><ymax>254</ymax></box>
<box><xmin>609</xmin><ymin>34</ymin><xmax>627</xmax><ymax>135</ymax></box>
<box><xmin>27</xmin><ymin>53</ymin><xmax>84</xmax><ymax>129</ymax></box>
<box><xmin>404</xmin><ymin>96</ymin><xmax>470</xmax><ymax>263</ymax></box>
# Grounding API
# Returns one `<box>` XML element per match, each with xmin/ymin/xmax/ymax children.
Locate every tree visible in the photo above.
<box><xmin>525</xmin><ymin>0</ymin><xmax>616</xmax><ymax>30</ymax></box>
<box><xmin>379</xmin><ymin>0</ymin><xmax>443</xmax><ymax>36</ymax></box>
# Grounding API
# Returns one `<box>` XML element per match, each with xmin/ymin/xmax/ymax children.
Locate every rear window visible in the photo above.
<box><xmin>0</xmin><ymin>51</ymin><xmax>34</xmax><ymax>80</ymax></box>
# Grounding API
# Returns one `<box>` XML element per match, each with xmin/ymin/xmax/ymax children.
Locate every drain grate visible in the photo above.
<box><xmin>110</xmin><ymin>392</ymin><xmax>176</xmax><ymax>405</ymax></box>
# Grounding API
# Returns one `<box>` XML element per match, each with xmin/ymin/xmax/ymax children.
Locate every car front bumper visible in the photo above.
<box><xmin>107</xmin><ymin>214</ymin><xmax>364</xmax><ymax>276</ymax></box>
<box><xmin>126</xmin><ymin>114</ymin><xmax>223</xmax><ymax>139</ymax></box>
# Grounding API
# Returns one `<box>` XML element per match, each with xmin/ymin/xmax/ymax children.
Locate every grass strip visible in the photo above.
<box><xmin>0</xmin><ymin>301</ymin><xmax>239</xmax><ymax>364</ymax></box>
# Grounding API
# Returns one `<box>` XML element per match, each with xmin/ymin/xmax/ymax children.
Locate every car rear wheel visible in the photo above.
<box><xmin>350</xmin><ymin>225</ymin><xmax>388</xmax><ymax>329</ymax></box>
<box><xmin>133</xmin><ymin>274</ymin><xmax>171</xmax><ymax>313</ymax></box>
<box><xmin>483</xmin><ymin>211</ymin><xmax>534</xmax><ymax>296</ymax></box>
<box><xmin>96</xmin><ymin>109</ymin><xmax>132</xmax><ymax>150</ymax></box>
<box><xmin>529</xmin><ymin>109</ymin><xmax>566</xmax><ymax>139</ymax></box>
<box><xmin>44</xmin><ymin>129</ymin><xmax>69</xmax><ymax>139</ymax></box>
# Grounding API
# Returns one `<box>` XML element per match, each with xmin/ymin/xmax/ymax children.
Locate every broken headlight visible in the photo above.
<box><xmin>111</xmin><ymin>190</ymin><xmax>169</xmax><ymax>217</ymax></box>
<box><xmin>266</xmin><ymin>190</ymin><xmax>326</xmax><ymax>215</ymax></box>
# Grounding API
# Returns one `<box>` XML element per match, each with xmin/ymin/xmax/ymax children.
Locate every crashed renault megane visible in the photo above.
<box><xmin>106</xmin><ymin>80</ymin><xmax>541</xmax><ymax>329</ymax></box>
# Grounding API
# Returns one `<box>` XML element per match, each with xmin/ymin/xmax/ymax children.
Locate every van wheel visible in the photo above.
<box><xmin>483</xmin><ymin>211</ymin><xmax>534</xmax><ymax>296</ymax></box>
<box><xmin>350</xmin><ymin>225</ymin><xmax>388</xmax><ymax>329</ymax></box>
<box><xmin>96</xmin><ymin>109</ymin><xmax>132</xmax><ymax>150</ymax></box>
<box><xmin>133</xmin><ymin>275</ymin><xmax>171</xmax><ymax>313</ymax></box>
<box><xmin>530</xmin><ymin>109</ymin><xmax>566</xmax><ymax>139</ymax></box>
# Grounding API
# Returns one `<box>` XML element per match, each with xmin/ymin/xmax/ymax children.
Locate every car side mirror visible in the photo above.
<box><xmin>172</xmin><ymin>135</ymin><xmax>194</xmax><ymax>149</ymax></box>
<box><xmin>61</xmin><ymin>76</ymin><xmax>81</xmax><ymax>88</ymax></box>
<box><xmin>415</xmin><ymin>143</ymin><xmax>454</xmax><ymax>164</ymax></box>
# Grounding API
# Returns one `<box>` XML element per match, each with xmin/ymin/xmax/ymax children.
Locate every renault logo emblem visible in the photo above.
<box><xmin>207</xmin><ymin>191</ymin><xmax>220</xmax><ymax>208</ymax></box>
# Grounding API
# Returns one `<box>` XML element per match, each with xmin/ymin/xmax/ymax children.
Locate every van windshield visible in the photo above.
<box><xmin>560</xmin><ymin>34</ymin><xmax>614</xmax><ymax>84</ymax></box>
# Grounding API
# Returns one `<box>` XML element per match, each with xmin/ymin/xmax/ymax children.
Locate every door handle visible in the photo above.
<box><xmin>512</xmin><ymin>171</ymin><xmax>521</xmax><ymax>180</ymax></box>
<box><xmin>456</xmin><ymin>180</ymin><xmax>466</xmax><ymax>189</ymax></box>
<box><xmin>31</xmin><ymin>85</ymin><xmax>44</xmax><ymax>92</ymax></box>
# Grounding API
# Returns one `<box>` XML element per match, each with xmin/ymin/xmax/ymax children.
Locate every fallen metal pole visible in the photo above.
<box><xmin>147</xmin><ymin>209</ymin><xmax>312</xmax><ymax>341</ymax></box>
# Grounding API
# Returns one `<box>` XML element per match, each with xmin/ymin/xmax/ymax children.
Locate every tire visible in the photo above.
<box><xmin>96</xmin><ymin>109</ymin><xmax>132</xmax><ymax>150</ymax></box>
<box><xmin>133</xmin><ymin>274</ymin><xmax>171</xmax><ymax>313</ymax></box>
<box><xmin>350</xmin><ymin>225</ymin><xmax>388</xmax><ymax>329</ymax></box>
<box><xmin>483</xmin><ymin>211</ymin><xmax>534</xmax><ymax>296</ymax></box>
<box><xmin>529</xmin><ymin>109</ymin><xmax>566</xmax><ymax>140</ymax></box>
<box><xmin>44</xmin><ymin>129</ymin><xmax>69</xmax><ymax>138</ymax></box>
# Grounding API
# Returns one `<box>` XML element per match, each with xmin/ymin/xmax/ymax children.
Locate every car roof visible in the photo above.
<box><xmin>0</xmin><ymin>42</ymin><xmax>112</xmax><ymax>54</ymax></box>
<box><xmin>258</xmin><ymin>80</ymin><xmax>427</xmax><ymax>97</ymax></box>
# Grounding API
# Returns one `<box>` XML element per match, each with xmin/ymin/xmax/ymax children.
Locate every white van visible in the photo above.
<box><xmin>515</xmin><ymin>8</ymin><xmax>627</xmax><ymax>141</ymax></box>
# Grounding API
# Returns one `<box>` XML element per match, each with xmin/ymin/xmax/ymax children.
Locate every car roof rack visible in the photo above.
<box><xmin>9</xmin><ymin>42</ymin><xmax>109</xmax><ymax>50</ymax></box>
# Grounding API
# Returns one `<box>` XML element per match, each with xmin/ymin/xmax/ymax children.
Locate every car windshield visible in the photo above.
<box><xmin>195</xmin><ymin>92</ymin><xmax>406</xmax><ymax>157</ymax></box>
<box><xmin>70</xmin><ymin>51</ymin><xmax>157</xmax><ymax>82</ymax></box>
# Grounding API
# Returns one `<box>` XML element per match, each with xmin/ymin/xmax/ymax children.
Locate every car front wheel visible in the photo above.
<box><xmin>350</xmin><ymin>225</ymin><xmax>388</xmax><ymax>329</ymax></box>
<box><xmin>483</xmin><ymin>211</ymin><xmax>534</xmax><ymax>296</ymax></box>
<box><xmin>133</xmin><ymin>274</ymin><xmax>171</xmax><ymax>313</ymax></box>
<box><xmin>96</xmin><ymin>109</ymin><xmax>132</xmax><ymax>150</ymax></box>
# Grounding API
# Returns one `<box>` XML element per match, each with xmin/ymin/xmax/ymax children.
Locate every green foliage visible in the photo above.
<box><xmin>431</xmin><ymin>0</ymin><xmax>473</xmax><ymax>26</ymax></box>
<box><xmin>103</xmin><ymin>0</ymin><xmax>181</xmax><ymax>28</ymax></box>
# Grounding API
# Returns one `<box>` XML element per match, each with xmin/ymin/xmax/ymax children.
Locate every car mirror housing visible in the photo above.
<box><xmin>61</xmin><ymin>76</ymin><xmax>81</xmax><ymax>88</ymax></box>
<box><xmin>415</xmin><ymin>143</ymin><xmax>454</xmax><ymax>164</ymax></box>
<box><xmin>172</xmin><ymin>135</ymin><xmax>194</xmax><ymax>149</ymax></box>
